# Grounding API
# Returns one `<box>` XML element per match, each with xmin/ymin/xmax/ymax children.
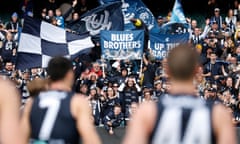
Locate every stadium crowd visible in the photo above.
<box><xmin>0</xmin><ymin>0</ymin><xmax>240</xmax><ymax>135</ymax></box>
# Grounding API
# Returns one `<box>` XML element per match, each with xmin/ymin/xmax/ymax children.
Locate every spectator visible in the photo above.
<box><xmin>203</xmin><ymin>52</ymin><xmax>225</xmax><ymax>82</ymax></box>
<box><xmin>103</xmin><ymin>104</ymin><xmax>124</xmax><ymax>135</ymax></box>
<box><xmin>55</xmin><ymin>8</ymin><xmax>65</xmax><ymax>28</ymax></box>
<box><xmin>0</xmin><ymin>32</ymin><xmax>17</xmax><ymax>63</ymax></box>
<box><xmin>111</xmin><ymin>67</ymin><xmax>128</xmax><ymax>86</ymax></box>
<box><xmin>191</xmin><ymin>19</ymin><xmax>210</xmax><ymax>45</ymax></box>
<box><xmin>118</xmin><ymin>76</ymin><xmax>141</xmax><ymax>122</ymax></box>
<box><xmin>45</xmin><ymin>9</ymin><xmax>55</xmax><ymax>23</ymax></box>
<box><xmin>190</xmin><ymin>19</ymin><xmax>198</xmax><ymax>32</ymax></box>
<box><xmin>141</xmin><ymin>52</ymin><xmax>156</xmax><ymax>87</ymax></box>
<box><xmin>236</xmin><ymin>46</ymin><xmax>240</xmax><ymax>62</ymax></box>
<box><xmin>5</xmin><ymin>12</ymin><xmax>22</xmax><ymax>40</ymax></box>
<box><xmin>16</xmin><ymin>69</ymin><xmax>31</xmax><ymax>104</ymax></box>
<box><xmin>141</xmin><ymin>90</ymin><xmax>153</xmax><ymax>103</ymax></box>
<box><xmin>1</xmin><ymin>61</ymin><xmax>14</xmax><ymax>77</ymax></box>
<box><xmin>207</xmin><ymin>0</ymin><xmax>219</xmax><ymax>18</ymax></box>
<box><xmin>211</xmin><ymin>8</ymin><xmax>223</xmax><ymax>30</ymax></box>
<box><xmin>55</xmin><ymin>0</ymin><xmax>78</xmax><ymax>28</ymax></box>
<box><xmin>156</xmin><ymin>15</ymin><xmax>165</xmax><ymax>27</ymax></box>
<box><xmin>152</xmin><ymin>80</ymin><xmax>164</xmax><ymax>101</ymax></box>
<box><xmin>225</xmin><ymin>9</ymin><xmax>237</xmax><ymax>34</ymax></box>
<box><xmin>41</xmin><ymin>8</ymin><xmax>47</xmax><ymax>20</ymax></box>
<box><xmin>102</xmin><ymin>87</ymin><xmax>120</xmax><ymax>117</ymax></box>
<box><xmin>112</xmin><ymin>82</ymin><xmax>120</xmax><ymax>98</ymax></box>
<box><xmin>90</xmin><ymin>62</ymin><xmax>103</xmax><ymax>78</ymax></box>
<box><xmin>125</xmin><ymin>102</ymin><xmax>138</xmax><ymax>122</ymax></box>
<box><xmin>223</xmin><ymin>76</ymin><xmax>238</xmax><ymax>98</ymax></box>
<box><xmin>87</xmin><ymin>87</ymin><xmax>102</xmax><ymax>125</ymax></box>
<box><xmin>233</xmin><ymin>0</ymin><xmax>239</xmax><ymax>19</ymax></box>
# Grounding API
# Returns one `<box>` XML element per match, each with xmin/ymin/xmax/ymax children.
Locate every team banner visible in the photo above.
<box><xmin>100</xmin><ymin>30</ymin><xmax>144</xmax><ymax>60</ymax></box>
<box><xmin>149</xmin><ymin>33</ymin><xmax>189</xmax><ymax>60</ymax></box>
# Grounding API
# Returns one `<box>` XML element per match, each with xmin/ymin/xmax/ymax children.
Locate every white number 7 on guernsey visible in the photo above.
<box><xmin>38</xmin><ymin>98</ymin><xmax>61</xmax><ymax>140</ymax></box>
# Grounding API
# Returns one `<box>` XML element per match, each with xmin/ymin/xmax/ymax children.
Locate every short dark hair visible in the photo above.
<box><xmin>47</xmin><ymin>57</ymin><xmax>73</xmax><ymax>81</ymax></box>
<box><xmin>167</xmin><ymin>44</ymin><xmax>200</xmax><ymax>81</ymax></box>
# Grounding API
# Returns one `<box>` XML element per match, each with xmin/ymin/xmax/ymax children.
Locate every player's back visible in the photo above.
<box><xmin>30</xmin><ymin>90</ymin><xmax>79</xmax><ymax>144</ymax></box>
<box><xmin>150</xmin><ymin>94</ymin><xmax>215</xmax><ymax>144</ymax></box>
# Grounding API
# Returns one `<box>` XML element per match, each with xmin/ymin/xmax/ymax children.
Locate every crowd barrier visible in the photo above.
<box><xmin>80</xmin><ymin>127</ymin><xmax>240</xmax><ymax>144</ymax></box>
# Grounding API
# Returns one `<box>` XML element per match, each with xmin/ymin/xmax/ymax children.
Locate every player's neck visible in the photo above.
<box><xmin>169</xmin><ymin>79</ymin><xmax>196</xmax><ymax>96</ymax></box>
<box><xmin>49</xmin><ymin>80</ymin><xmax>72</xmax><ymax>92</ymax></box>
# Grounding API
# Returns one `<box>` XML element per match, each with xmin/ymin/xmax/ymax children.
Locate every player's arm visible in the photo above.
<box><xmin>20</xmin><ymin>98</ymin><xmax>33</xmax><ymax>144</ymax></box>
<box><xmin>123</xmin><ymin>102</ymin><xmax>157</xmax><ymax>144</ymax></box>
<box><xmin>0</xmin><ymin>79</ymin><xmax>24</xmax><ymax>144</ymax></box>
<box><xmin>71</xmin><ymin>94</ymin><xmax>101</xmax><ymax>144</ymax></box>
<box><xmin>213</xmin><ymin>104</ymin><xmax>237</xmax><ymax>144</ymax></box>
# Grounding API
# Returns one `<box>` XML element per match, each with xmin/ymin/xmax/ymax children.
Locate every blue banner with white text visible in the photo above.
<box><xmin>101</xmin><ymin>30</ymin><xmax>144</xmax><ymax>60</ymax></box>
<box><xmin>149</xmin><ymin>33</ymin><xmax>189</xmax><ymax>60</ymax></box>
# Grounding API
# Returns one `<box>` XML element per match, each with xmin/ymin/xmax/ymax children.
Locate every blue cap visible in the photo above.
<box><xmin>27</xmin><ymin>11</ymin><xmax>33</xmax><ymax>17</ymax></box>
<box><xmin>12</xmin><ymin>12</ymin><xmax>18</xmax><ymax>18</ymax></box>
<box><xmin>157</xmin><ymin>15</ymin><xmax>163</xmax><ymax>19</ymax></box>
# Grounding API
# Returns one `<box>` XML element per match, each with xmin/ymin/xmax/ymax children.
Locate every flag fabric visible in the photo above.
<box><xmin>100</xmin><ymin>30</ymin><xmax>144</xmax><ymax>60</ymax></box>
<box><xmin>98</xmin><ymin>0</ymin><xmax>120</xmax><ymax>4</ymax></box>
<box><xmin>170</xmin><ymin>0</ymin><xmax>186</xmax><ymax>23</ymax></box>
<box><xmin>16</xmin><ymin>16</ymin><xmax>94</xmax><ymax>70</ymax></box>
<box><xmin>160</xmin><ymin>0</ymin><xmax>190</xmax><ymax>35</ymax></box>
<box><xmin>149</xmin><ymin>33</ymin><xmax>189</xmax><ymax>60</ymax></box>
<box><xmin>98</xmin><ymin>0</ymin><xmax>158</xmax><ymax>31</ymax></box>
<box><xmin>67</xmin><ymin>1</ymin><xmax>124</xmax><ymax>39</ymax></box>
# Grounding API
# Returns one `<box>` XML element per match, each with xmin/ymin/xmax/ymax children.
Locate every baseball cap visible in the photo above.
<box><xmin>214</xmin><ymin>8</ymin><xmax>220</xmax><ymax>12</ymax></box>
<box><xmin>12</xmin><ymin>12</ymin><xmax>18</xmax><ymax>18</ymax></box>
<box><xmin>157</xmin><ymin>15</ymin><xmax>163</xmax><ymax>19</ymax></box>
<box><xmin>154</xmin><ymin>80</ymin><xmax>162</xmax><ymax>85</ymax></box>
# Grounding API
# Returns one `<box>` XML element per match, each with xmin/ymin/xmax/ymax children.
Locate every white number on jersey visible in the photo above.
<box><xmin>38</xmin><ymin>98</ymin><xmax>61</xmax><ymax>140</ymax></box>
<box><xmin>152</xmin><ymin>107</ymin><xmax>211</xmax><ymax>144</ymax></box>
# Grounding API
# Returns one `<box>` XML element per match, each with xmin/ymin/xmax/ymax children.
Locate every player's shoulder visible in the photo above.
<box><xmin>0</xmin><ymin>78</ymin><xmax>15</xmax><ymax>88</ymax></box>
<box><xmin>212</xmin><ymin>103</ymin><xmax>237</xmax><ymax>144</ymax></box>
<box><xmin>71</xmin><ymin>93</ymin><xmax>89</xmax><ymax>107</ymax></box>
<box><xmin>72</xmin><ymin>93</ymin><xmax>87</xmax><ymax>101</ymax></box>
<box><xmin>212</xmin><ymin>103</ymin><xmax>231</xmax><ymax>119</ymax></box>
<box><xmin>134</xmin><ymin>101</ymin><xmax>158</xmax><ymax>122</ymax></box>
<box><xmin>0</xmin><ymin>78</ymin><xmax>20</xmax><ymax>101</ymax></box>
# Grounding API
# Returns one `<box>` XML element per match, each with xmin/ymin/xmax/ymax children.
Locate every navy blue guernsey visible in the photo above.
<box><xmin>149</xmin><ymin>94</ymin><xmax>216</xmax><ymax>144</ymax></box>
<box><xmin>30</xmin><ymin>90</ymin><xmax>79</xmax><ymax>144</ymax></box>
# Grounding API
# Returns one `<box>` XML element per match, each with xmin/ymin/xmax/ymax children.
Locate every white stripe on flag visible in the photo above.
<box><xmin>68</xmin><ymin>36</ymin><xmax>94</xmax><ymax>55</ymax></box>
<box><xmin>40</xmin><ymin>21</ymin><xmax>66</xmax><ymax>43</ymax></box>
<box><xmin>18</xmin><ymin>33</ymin><xmax>42</xmax><ymax>54</ymax></box>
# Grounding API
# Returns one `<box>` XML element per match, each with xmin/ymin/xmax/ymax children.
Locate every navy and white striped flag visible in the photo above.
<box><xmin>16</xmin><ymin>16</ymin><xmax>94</xmax><ymax>70</ymax></box>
